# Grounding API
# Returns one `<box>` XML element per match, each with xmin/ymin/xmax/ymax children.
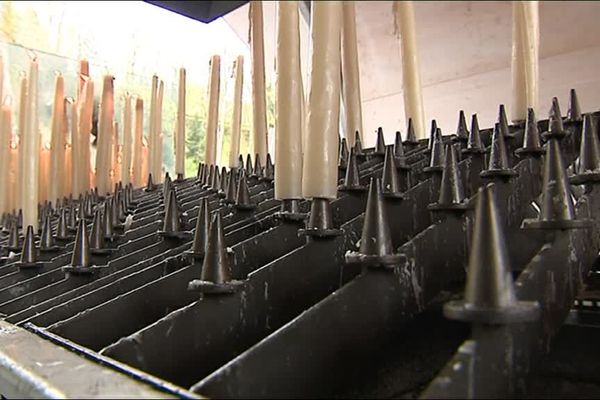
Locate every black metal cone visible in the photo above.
<box><xmin>235</xmin><ymin>170</ymin><xmax>255</xmax><ymax>210</ymax></box>
<box><xmin>567</xmin><ymin>88</ymin><xmax>582</xmax><ymax>122</ymax></box>
<box><xmin>462</xmin><ymin>114</ymin><xmax>485</xmax><ymax>155</ymax></box>
<box><xmin>68</xmin><ymin>203</ymin><xmax>77</xmax><ymax>232</ymax></box>
<box><xmin>89</xmin><ymin>209</ymin><xmax>106</xmax><ymax>251</ymax></box>
<box><xmin>218</xmin><ymin>166</ymin><xmax>228</xmax><ymax>196</ymax></box>
<box><xmin>429</xmin><ymin>143</ymin><xmax>469</xmax><ymax>212</ymax></box>
<box><xmin>423</xmin><ymin>128</ymin><xmax>445</xmax><ymax>174</ymax></box>
<box><xmin>245</xmin><ymin>154</ymin><xmax>254</xmax><ymax>176</ymax></box>
<box><xmin>203</xmin><ymin>165</ymin><xmax>214</xmax><ymax>189</ymax></box>
<box><xmin>382</xmin><ymin>146</ymin><xmax>404</xmax><ymax>199</ymax></box>
<box><xmin>354</xmin><ymin>130</ymin><xmax>364</xmax><ymax>156</ymax></box>
<box><xmin>427</xmin><ymin>120</ymin><xmax>438</xmax><ymax>152</ymax></box>
<box><xmin>118</xmin><ymin>194</ymin><xmax>128</xmax><ymax>222</ymax></box>
<box><xmin>56</xmin><ymin>208</ymin><xmax>70</xmax><ymax>240</ymax></box>
<box><xmin>298</xmin><ymin>197</ymin><xmax>343</xmax><ymax>238</ymax></box>
<box><xmin>18</xmin><ymin>225</ymin><xmax>41</xmax><ymax>268</ymax></box>
<box><xmin>523</xmin><ymin>139</ymin><xmax>590</xmax><ymax>230</ymax></box>
<box><xmin>339</xmin><ymin>138</ymin><xmax>349</xmax><ymax>169</ymax></box>
<box><xmin>238</xmin><ymin>154</ymin><xmax>244</xmax><ymax>170</ymax></box>
<box><xmin>40</xmin><ymin>214</ymin><xmax>60</xmax><ymax>252</ymax></box>
<box><xmin>253</xmin><ymin>153</ymin><xmax>263</xmax><ymax>178</ymax></box>
<box><xmin>338</xmin><ymin>146</ymin><xmax>366</xmax><ymax>191</ymax></box>
<box><xmin>84</xmin><ymin>194</ymin><xmax>94</xmax><ymax>219</ymax></box>
<box><xmin>111</xmin><ymin>197</ymin><xmax>123</xmax><ymax>230</ymax></box>
<box><xmin>66</xmin><ymin>219</ymin><xmax>93</xmax><ymax>272</ymax></box>
<box><xmin>145</xmin><ymin>173</ymin><xmax>156</xmax><ymax>192</ymax></box>
<box><xmin>498</xmin><ymin>104</ymin><xmax>515</xmax><ymax>139</ymax></box>
<box><xmin>481</xmin><ymin>123</ymin><xmax>517</xmax><ymax>179</ymax></box>
<box><xmin>162</xmin><ymin>190</ymin><xmax>182</xmax><ymax>234</ymax></box>
<box><xmin>263</xmin><ymin>153</ymin><xmax>275</xmax><ymax>181</ymax></box>
<box><xmin>196</xmin><ymin>162</ymin><xmax>204</xmax><ymax>179</ymax></box>
<box><xmin>572</xmin><ymin>114</ymin><xmax>600</xmax><ymax>184</ymax></box>
<box><xmin>403</xmin><ymin>118</ymin><xmax>418</xmax><ymax>146</ymax></box>
<box><xmin>374</xmin><ymin>127</ymin><xmax>386</xmax><ymax>155</ymax></box>
<box><xmin>77</xmin><ymin>200</ymin><xmax>86</xmax><ymax>222</ymax></box>
<box><xmin>210</xmin><ymin>165</ymin><xmax>221</xmax><ymax>192</ymax></box>
<box><xmin>445</xmin><ymin>184</ymin><xmax>539</xmax><ymax>324</ymax></box>
<box><xmin>186</xmin><ymin>197</ymin><xmax>210</xmax><ymax>261</ymax></box>
<box><xmin>17</xmin><ymin>209</ymin><xmax>22</xmax><ymax>228</ymax></box>
<box><xmin>224</xmin><ymin>170</ymin><xmax>237</xmax><ymax>204</ymax></box>
<box><xmin>393</xmin><ymin>131</ymin><xmax>410</xmax><ymax>170</ymax></box>
<box><xmin>516</xmin><ymin>108</ymin><xmax>545</xmax><ymax>157</ymax></box>
<box><xmin>346</xmin><ymin>178</ymin><xmax>403</xmax><ymax>267</ymax></box>
<box><xmin>188</xmin><ymin>211</ymin><xmax>241</xmax><ymax>294</ymax></box>
<box><xmin>455</xmin><ymin>110</ymin><xmax>469</xmax><ymax>142</ymax></box>
<box><xmin>6</xmin><ymin>220</ymin><xmax>20</xmax><ymax>251</ymax></box>
<box><xmin>103</xmin><ymin>200</ymin><xmax>115</xmax><ymax>240</ymax></box>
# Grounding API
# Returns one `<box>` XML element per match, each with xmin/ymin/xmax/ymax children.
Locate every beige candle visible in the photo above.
<box><xmin>17</xmin><ymin>74</ymin><xmax>27</xmax><ymax>209</ymax></box>
<box><xmin>49</xmin><ymin>73</ymin><xmax>65</xmax><ymax>203</ymax></box>
<box><xmin>141</xmin><ymin>139</ymin><xmax>149</xmax><ymax>186</ymax></box>
<box><xmin>38</xmin><ymin>143</ymin><xmax>50</xmax><ymax>203</ymax></box>
<box><xmin>148</xmin><ymin>75</ymin><xmax>158</xmax><ymax>181</ymax></box>
<box><xmin>204</xmin><ymin>55</ymin><xmax>221</xmax><ymax>166</ymax></box>
<box><xmin>153</xmin><ymin>80</ymin><xmax>164</xmax><ymax>181</ymax></box>
<box><xmin>132</xmin><ymin>97</ymin><xmax>144</xmax><ymax>187</ymax></box>
<box><xmin>341</xmin><ymin>1</ymin><xmax>363</xmax><ymax>147</ymax></box>
<box><xmin>228</xmin><ymin>56</ymin><xmax>244</xmax><ymax>168</ymax></box>
<box><xmin>22</xmin><ymin>58</ymin><xmax>39</xmax><ymax>230</ymax></box>
<box><xmin>8</xmin><ymin>137</ymin><xmax>18</xmax><ymax>212</ymax></box>
<box><xmin>302</xmin><ymin>1</ymin><xmax>342</xmax><ymax>200</ymax></box>
<box><xmin>64</xmin><ymin>99</ymin><xmax>73</xmax><ymax>197</ymax></box>
<box><xmin>511</xmin><ymin>1</ymin><xmax>539</xmax><ymax>122</ymax></box>
<box><xmin>250</xmin><ymin>0</ymin><xmax>268</xmax><ymax>164</ymax></box>
<box><xmin>275</xmin><ymin>1</ymin><xmax>303</xmax><ymax>200</ymax></box>
<box><xmin>121</xmin><ymin>94</ymin><xmax>132</xmax><ymax>185</ymax></box>
<box><xmin>96</xmin><ymin>75</ymin><xmax>115</xmax><ymax>195</ymax></box>
<box><xmin>111</xmin><ymin>121</ymin><xmax>120</xmax><ymax>186</ymax></box>
<box><xmin>73</xmin><ymin>79</ymin><xmax>94</xmax><ymax>195</ymax></box>
<box><xmin>0</xmin><ymin>57</ymin><xmax>4</xmax><ymax>105</ymax></box>
<box><xmin>175</xmin><ymin>68</ymin><xmax>186</xmax><ymax>177</ymax></box>
<box><xmin>78</xmin><ymin>59</ymin><xmax>89</xmax><ymax>98</ymax></box>
<box><xmin>394</xmin><ymin>1</ymin><xmax>426</xmax><ymax>140</ymax></box>
<box><xmin>0</xmin><ymin>103</ymin><xmax>11</xmax><ymax>213</ymax></box>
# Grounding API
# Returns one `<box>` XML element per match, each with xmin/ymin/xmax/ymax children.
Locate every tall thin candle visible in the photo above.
<box><xmin>17</xmin><ymin>75</ymin><xmax>27</xmax><ymax>209</ymax></box>
<box><xmin>22</xmin><ymin>58</ymin><xmax>39</xmax><ymax>230</ymax></box>
<box><xmin>250</xmin><ymin>0</ymin><xmax>268</xmax><ymax>164</ymax></box>
<box><xmin>175</xmin><ymin>68</ymin><xmax>186</xmax><ymax>177</ymax></box>
<box><xmin>132</xmin><ymin>97</ymin><xmax>144</xmax><ymax>187</ymax></box>
<box><xmin>121</xmin><ymin>94</ymin><xmax>132</xmax><ymax>185</ymax></box>
<box><xmin>0</xmin><ymin>103</ymin><xmax>11</xmax><ymax>214</ymax></box>
<box><xmin>341</xmin><ymin>1</ymin><xmax>363</xmax><ymax>147</ymax></box>
<box><xmin>205</xmin><ymin>55</ymin><xmax>221</xmax><ymax>166</ymax></box>
<box><xmin>49</xmin><ymin>73</ymin><xmax>65</xmax><ymax>203</ymax></box>
<box><xmin>228</xmin><ymin>56</ymin><xmax>244</xmax><ymax>168</ymax></box>
<box><xmin>96</xmin><ymin>75</ymin><xmax>114</xmax><ymax>195</ymax></box>
<box><xmin>302</xmin><ymin>1</ymin><xmax>342</xmax><ymax>200</ymax></box>
<box><xmin>148</xmin><ymin>75</ymin><xmax>158</xmax><ymax>181</ymax></box>
<box><xmin>153</xmin><ymin>80</ymin><xmax>164</xmax><ymax>181</ymax></box>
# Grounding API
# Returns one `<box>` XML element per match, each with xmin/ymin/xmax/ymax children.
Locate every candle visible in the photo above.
<box><xmin>64</xmin><ymin>99</ymin><xmax>73</xmax><ymax>197</ymax></box>
<box><xmin>250</xmin><ymin>0</ymin><xmax>268</xmax><ymax>164</ymax></box>
<box><xmin>111</xmin><ymin>121</ymin><xmax>120</xmax><ymax>186</ymax></box>
<box><xmin>132</xmin><ymin>97</ymin><xmax>144</xmax><ymax>187</ymax></box>
<box><xmin>228</xmin><ymin>56</ymin><xmax>244</xmax><ymax>168</ymax></box>
<box><xmin>153</xmin><ymin>80</ymin><xmax>164</xmax><ymax>181</ymax></box>
<box><xmin>341</xmin><ymin>1</ymin><xmax>363</xmax><ymax>147</ymax></box>
<box><xmin>121</xmin><ymin>94</ymin><xmax>132</xmax><ymax>185</ymax></box>
<box><xmin>78</xmin><ymin>59</ymin><xmax>89</xmax><ymax>98</ymax></box>
<box><xmin>141</xmin><ymin>139</ymin><xmax>149</xmax><ymax>186</ymax></box>
<box><xmin>96</xmin><ymin>75</ymin><xmax>115</xmax><ymax>195</ymax></box>
<box><xmin>205</xmin><ymin>55</ymin><xmax>221</xmax><ymax>166</ymax></box>
<box><xmin>0</xmin><ymin>103</ymin><xmax>11</xmax><ymax>213</ymax></box>
<box><xmin>175</xmin><ymin>68</ymin><xmax>186</xmax><ymax>177</ymax></box>
<box><xmin>302</xmin><ymin>1</ymin><xmax>342</xmax><ymax>200</ymax></box>
<box><xmin>8</xmin><ymin>136</ymin><xmax>18</xmax><ymax>212</ymax></box>
<box><xmin>22</xmin><ymin>58</ymin><xmax>39</xmax><ymax>230</ymax></box>
<box><xmin>511</xmin><ymin>1</ymin><xmax>539</xmax><ymax>122</ymax></box>
<box><xmin>17</xmin><ymin>74</ymin><xmax>27</xmax><ymax>209</ymax></box>
<box><xmin>38</xmin><ymin>143</ymin><xmax>50</xmax><ymax>203</ymax></box>
<box><xmin>0</xmin><ymin>57</ymin><xmax>4</xmax><ymax>105</ymax></box>
<box><xmin>148</xmin><ymin>75</ymin><xmax>158</xmax><ymax>182</ymax></box>
<box><xmin>73</xmin><ymin>79</ymin><xmax>94</xmax><ymax>196</ymax></box>
<box><xmin>49</xmin><ymin>73</ymin><xmax>65</xmax><ymax>203</ymax></box>
<box><xmin>394</xmin><ymin>1</ymin><xmax>426</xmax><ymax>140</ymax></box>
<box><xmin>275</xmin><ymin>1</ymin><xmax>303</xmax><ymax>200</ymax></box>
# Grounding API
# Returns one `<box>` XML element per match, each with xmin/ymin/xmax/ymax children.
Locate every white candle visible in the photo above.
<box><xmin>0</xmin><ymin>103</ymin><xmax>11</xmax><ymax>214</ymax></box>
<box><xmin>228</xmin><ymin>56</ymin><xmax>244</xmax><ymax>168</ymax></box>
<box><xmin>8</xmin><ymin>136</ymin><xmax>18</xmax><ymax>213</ymax></box>
<box><xmin>111</xmin><ymin>121</ymin><xmax>120</xmax><ymax>186</ymax></box>
<box><xmin>275</xmin><ymin>1</ymin><xmax>303</xmax><ymax>200</ymax></box>
<box><xmin>511</xmin><ymin>1</ymin><xmax>539</xmax><ymax>122</ymax></box>
<box><xmin>96</xmin><ymin>75</ymin><xmax>114</xmax><ymax>195</ymax></box>
<box><xmin>78</xmin><ymin>59</ymin><xmax>89</xmax><ymax>98</ymax></box>
<box><xmin>74</xmin><ymin>79</ymin><xmax>94</xmax><ymax>196</ymax></box>
<box><xmin>132</xmin><ymin>97</ymin><xmax>144</xmax><ymax>187</ymax></box>
<box><xmin>64</xmin><ymin>99</ymin><xmax>73</xmax><ymax>198</ymax></box>
<box><xmin>250</xmin><ymin>0</ymin><xmax>268</xmax><ymax>164</ymax></box>
<box><xmin>175</xmin><ymin>68</ymin><xmax>186</xmax><ymax>177</ymax></box>
<box><xmin>22</xmin><ymin>58</ymin><xmax>39</xmax><ymax>230</ymax></box>
<box><xmin>0</xmin><ymin>57</ymin><xmax>4</xmax><ymax>106</ymax></box>
<box><xmin>394</xmin><ymin>1</ymin><xmax>426</xmax><ymax>140</ymax></box>
<box><xmin>205</xmin><ymin>55</ymin><xmax>221</xmax><ymax>166</ymax></box>
<box><xmin>341</xmin><ymin>1</ymin><xmax>363</xmax><ymax>147</ymax></box>
<box><xmin>141</xmin><ymin>139</ymin><xmax>149</xmax><ymax>186</ymax></box>
<box><xmin>49</xmin><ymin>73</ymin><xmax>65</xmax><ymax>203</ymax></box>
<box><xmin>121</xmin><ymin>94</ymin><xmax>132</xmax><ymax>185</ymax></box>
<box><xmin>38</xmin><ymin>143</ymin><xmax>50</xmax><ymax>203</ymax></box>
<box><xmin>17</xmin><ymin>75</ymin><xmax>27</xmax><ymax>209</ymax></box>
<box><xmin>301</xmin><ymin>1</ymin><xmax>342</xmax><ymax>200</ymax></box>
<box><xmin>148</xmin><ymin>75</ymin><xmax>158</xmax><ymax>181</ymax></box>
<box><xmin>153</xmin><ymin>80</ymin><xmax>164</xmax><ymax>181</ymax></box>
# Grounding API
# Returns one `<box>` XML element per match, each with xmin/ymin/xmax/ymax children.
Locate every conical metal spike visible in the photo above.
<box><xmin>84</xmin><ymin>193</ymin><xmax>94</xmax><ymax>218</ymax></box>
<box><xmin>146</xmin><ymin>173</ymin><xmax>156</xmax><ymax>192</ymax></box>
<box><xmin>298</xmin><ymin>197</ymin><xmax>343</xmax><ymax>238</ymax></box>
<box><xmin>219</xmin><ymin>166</ymin><xmax>228</xmax><ymax>196</ymax></box>
<box><xmin>56</xmin><ymin>208</ymin><xmax>70</xmax><ymax>240</ymax></box>
<box><xmin>118</xmin><ymin>194</ymin><xmax>127</xmax><ymax>222</ymax></box>
<box><xmin>68</xmin><ymin>202</ymin><xmax>77</xmax><ymax>231</ymax></box>
<box><xmin>103</xmin><ymin>200</ymin><xmax>115</xmax><ymax>240</ymax></box>
<box><xmin>498</xmin><ymin>104</ymin><xmax>515</xmax><ymax>139</ymax></box>
<box><xmin>550</xmin><ymin>96</ymin><xmax>563</xmax><ymax>124</ymax></box>
<box><xmin>235</xmin><ymin>170</ymin><xmax>255</xmax><ymax>210</ymax></box>
<box><xmin>463</xmin><ymin>114</ymin><xmax>485</xmax><ymax>155</ymax></box>
<box><xmin>187</xmin><ymin>197</ymin><xmax>210</xmax><ymax>260</ymax></box>
<box><xmin>253</xmin><ymin>154</ymin><xmax>263</xmax><ymax>178</ymax></box>
<box><xmin>224</xmin><ymin>170</ymin><xmax>237</xmax><ymax>204</ymax></box>
<box><xmin>203</xmin><ymin>165</ymin><xmax>214</xmax><ymax>188</ymax></box>
<box><xmin>480</xmin><ymin>123</ymin><xmax>517</xmax><ymax>179</ymax></box>
<box><xmin>17</xmin><ymin>209</ymin><xmax>22</xmax><ymax>228</ymax></box>
<box><xmin>40</xmin><ymin>214</ymin><xmax>59</xmax><ymax>252</ymax></box>
<box><xmin>427</xmin><ymin>120</ymin><xmax>438</xmax><ymax>151</ymax></box>
<box><xmin>429</xmin><ymin>144</ymin><xmax>468</xmax><ymax>212</ymax></box>
<box><xmin>210</xmin><ymin>165</ymin><xmax>221</xmax><ymax>192</ymax></box>
<box><xmin>404</xmin><ymin>118</ymin><xmax>418</xmax><ymax>146</ymax></box>
<box><xmin>345</xmin><ymin>178</ymin><xmax>402</xmax><ymax>267</ymax></box>
<box><xmin>456</xmin><ymin>110</ymin><xmax>469</xmax><ymax>142</ymax></box>
<box><xmin>89</xmin><ymin>209</ymin><xmax>105</xmax><ymax>251</ymax></box>
<box><xmin>111</xmin><ymin>196</ymin><xmax>122</xmax><ymax>229</ymax></box>
<box><xmin>19</xmin><ymin>225</ymin><xmax>38</xmax><ymax>267</ymax></box>
<box><xmin>162</xmin><ymin>190</ymin><xmax>181</xmax><ymax>233</ymax></box>
<box><xmin>567</xmin><ymin>88</ymin><xmax>582</xmax><ymax>122</ymax></box>
<box><xmin>424</xmin><ymin>128</ymin><xmax>444</xmax><ymax>174</ymax></box>
<box><xmin>6</xmin><ymin>219</ymin><xmax>20</xmax><ymax>251</ymax></box>
<box><xmin>197</xmin><ymin>162</ymin><xmax>204</xmax><ymax>179</ymax></box>
<box><xmin>339</xmin><ymin>146</ymin><xmax>366</xmax><ymax>191</ymax></box>
<box><xmin>238</xmin><ymin>154</ymin><xmax>244</xmax><ymax>171</ymax></box>
<box><xmin>70</xmin><ymin>219</ymin><xmax>91</xmax><ymax>269</ymax></box>
<box><xmin>354</xmin><ymin>130</ymin><xmax>363</xmax><ymax>156</ymax></box>
<box><xmin>574</xmin><ymin>114</ymin><xmax>600</xmax><ymax>178</ymax></box>
<box><xmin>515</xmin><ymin>108</ymin><xmax>544</xmax><ymax>157</ymax></box>
<box><xmin>381</xmin><ymin>146</ymin><xmax>404</xmax><ymax>199</ymax></box>
<box><xmin>374</xmin><ymin>127</ymin><xmax>386</xmax><ymax>155</ymax></box>
<box><xmin>339</xmin><ymin>138</ymin><xmax>349</xmax><ymax>168</ymax></box>
<box><xmin>394</xmin><ymin>131</ymin><xmax>410</xmax><ymax>170</ymax></box>
<box><xmin>445</xmin><ymin>184</ymin><xmax>538</xmax><ymax>324</ymax></box>
<box><xmin>263</xmin><ymin>153</ymin><xmax>275</xmax><ymax>181</ymax></box>
<box><xmin>245</xmin><ymin>154</ymin><xmax>254</xmax><ymax>176</ymax></box>
<box><xmin>523</xmin><ymin>138</ymin><xmax>589</xmax><ymax>230</ymax></box>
